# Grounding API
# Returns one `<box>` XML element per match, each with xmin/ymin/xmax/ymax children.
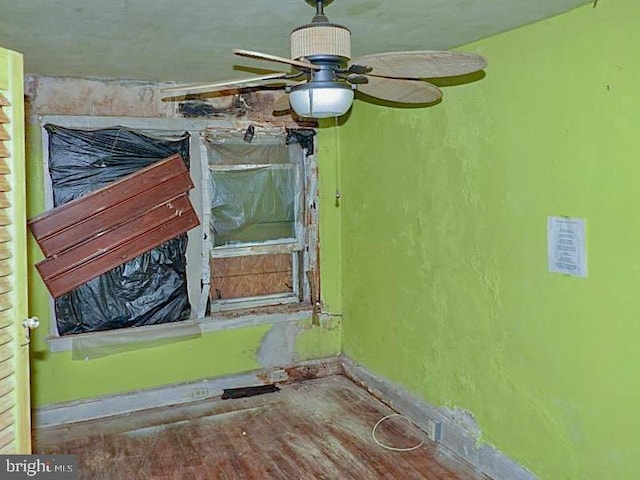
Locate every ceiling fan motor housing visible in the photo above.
<box><xmin>290</xmin><ymin>23</ymin><xmax>351</xmax><ymax>62</ymax></box>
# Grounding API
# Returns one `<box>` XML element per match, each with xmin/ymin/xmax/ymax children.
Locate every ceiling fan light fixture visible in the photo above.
<box><xmin>289</xmin><ymin>82</ymin><xmax>354</xmax><ymax>118</ymax></box>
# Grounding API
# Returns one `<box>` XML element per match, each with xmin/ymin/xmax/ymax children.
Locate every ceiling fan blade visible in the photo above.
<box><xmin>233</xmin><ymin>48</ymin><xmax>320</xmax><ymax>71</ymax></box>
<box><xmin>357</xmin><ymin>76</ymin><xmax>442</xmax><ymax>104</ymax></box>
<box><xmin>351</xmin><ymin>51</ymin><xmax>487</xmax><ymax>79</ymax></box>
<box><xmin>162</xmin><ymin>72</ymin><xmax>292</xmax><ymax>94</ymax></box>
<box><xmin>273</xmin><ymin>94</ymin><xmax>292</xmax><ymax>113</ymax></box>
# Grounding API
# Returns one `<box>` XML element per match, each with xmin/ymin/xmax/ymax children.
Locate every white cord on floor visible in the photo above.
<box><xmin>372</xmin><ymin>413</ymin><xmax>425</xmax><ymax>452</ymax></box>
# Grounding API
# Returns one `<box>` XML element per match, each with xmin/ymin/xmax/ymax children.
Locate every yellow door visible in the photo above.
<box><xmin>0</xmin><ymin>46</ymin><xmax>31</xmax><ymax>454</ymax></box>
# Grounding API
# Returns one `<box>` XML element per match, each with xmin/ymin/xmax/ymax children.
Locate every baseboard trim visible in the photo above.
<box><xmin>34</xmin><ymin>357</ymin><xmax>343</xmax><ymax>429</ymax></box>
<box><xmin>340</xmin><ymin>356</ymin><xmax>537</xmax><ymax>480</ymax></box>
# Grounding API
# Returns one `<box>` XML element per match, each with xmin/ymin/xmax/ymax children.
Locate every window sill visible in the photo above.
<box><xmin>47</xmin><ymin>306</ymin><xmax>314</xmax><ymax>354</ymax></box>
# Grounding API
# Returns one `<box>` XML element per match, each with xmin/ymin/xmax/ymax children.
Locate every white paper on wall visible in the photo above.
<box><xmin>547</xmin><ymin>216</ymin><xmax>587</xmax><ymax>278</ymax></box>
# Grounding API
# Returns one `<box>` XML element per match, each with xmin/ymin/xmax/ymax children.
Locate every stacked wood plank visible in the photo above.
<box><xmin>28</xmin><ymin>154</ymin><xmax>199</xmax><ymax>298</ymax></box>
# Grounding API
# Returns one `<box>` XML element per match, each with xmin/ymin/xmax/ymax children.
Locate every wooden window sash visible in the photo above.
<box><xmin>203</xmin><ymin>134</ymin><xmax>309</xmax><ymax>311</ymax></box>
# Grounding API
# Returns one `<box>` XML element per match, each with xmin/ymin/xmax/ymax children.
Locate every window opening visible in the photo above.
<box><xmin>38</xmin><ymin>117</ymin><xmax>319</xmax><ymax>347</ymax></box>
<box><xmin>202</xmin><ymin>127</ymin><xmax>309</xmax><ymax>311</ymax></box>
<box><xmin>44</xmin><ymin>125</ymin><xmax>192</xmax><ymax>335</ymax></box>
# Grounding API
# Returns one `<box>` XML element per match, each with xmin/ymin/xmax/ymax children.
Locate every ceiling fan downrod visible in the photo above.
<box><xmin>314</xmin><ymin>0</ymin><xmax>328</xmax><ymax>22</ymax></box>
<box><xmin>305</xmin><ymin>0</ymin><xmax>335</xmax><ymax>22</ymax></box>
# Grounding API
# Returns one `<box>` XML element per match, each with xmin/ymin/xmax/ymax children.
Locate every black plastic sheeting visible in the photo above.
<box><xmin>45</xmin><ymin>125</ymin><xmax>192</xmax><ymax>336</ymax></box>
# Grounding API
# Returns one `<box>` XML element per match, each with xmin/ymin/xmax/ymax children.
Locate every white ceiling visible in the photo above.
<box><xmin>0</xmin><ymin>0</ymin><xmax>589</xmax><ymax>83</ymax></box>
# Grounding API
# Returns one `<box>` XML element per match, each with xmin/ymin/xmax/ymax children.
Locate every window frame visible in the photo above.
<box><xmin>39</xmin><ymin>115</ymin><xmax>319</xmax><ymax>348</ymax></box>
<box><xmin>202</xmin><ymin>129</ymin><xmax>309</xmax><ymax>313</ymax></box>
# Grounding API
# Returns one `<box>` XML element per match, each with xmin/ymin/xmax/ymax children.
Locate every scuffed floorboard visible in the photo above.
<box><xmin>34</xmin><ymin>376</ymin><xmax>488</xmax><ymax>480</ymax></box>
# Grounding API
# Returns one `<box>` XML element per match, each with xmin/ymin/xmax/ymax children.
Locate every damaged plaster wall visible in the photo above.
<box><xmin>258</xmin><ymin>317</ymin><xmax>342</xmax><ymax>368</ymax></box>
<box><xmin>258</xmin><ymin>322</ymin><xmax>299</xmax><ymax>368</ymax></box>
<box><xmin>25</xmin><ymin>75</ymin><xmax>342</xmax><ymax>407</ymax></box>
<box><xmin>339</xmin><ymin>1</ymin><xmax>640</xmax><ymax>479</ymax></box>
<box><xmin>24</xmin><ymin>75</ymin><xmax>295</xmax><ymax>121</ymax></box>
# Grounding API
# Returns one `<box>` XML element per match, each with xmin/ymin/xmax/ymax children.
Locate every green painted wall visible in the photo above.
<box><xmin>317</xmin><ymin>121</ymin><xmax>343</xmax><ymax>315</ymax></box>
<box><xmin>26</xmin><ymin>119</ymin><xmax>343</xmax><ymax>407</ymax></box>
<box><xmin>339</xmin><ymin>2</ymin><xmax>640</xmax><ymax>479</ymax></box>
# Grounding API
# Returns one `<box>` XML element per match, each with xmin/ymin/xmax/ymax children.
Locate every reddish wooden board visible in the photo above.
<box><xmin>28</xmin><ymin>154</ymin><xmax>200</xmax><ymax>298</ymax></box>
<box><xmin>29</xmin><ymin>154</ymin><xmax>190</xmax><ymax>244</ymax></box>
<box><xmin>35</xmin><ymin>170</ymin><xmax>193</xmax><ymax>257</ymax></box>
<box><xmin>38</xmin><ymin>204</ymin><xmax>198</xmax><ymax>298</ymax></box>
<box><xmin>36</xmin><ymin>195</ymin><xmax>196</xmax><ymax>282</ymax></box>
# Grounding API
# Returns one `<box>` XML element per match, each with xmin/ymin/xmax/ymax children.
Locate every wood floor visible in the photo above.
<box><xmin>34</xmin><ymin>376</ymin><xmax>487</xmax><ymax>480</ymax></box>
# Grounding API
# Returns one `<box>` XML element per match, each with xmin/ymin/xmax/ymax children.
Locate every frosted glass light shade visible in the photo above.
<box><xmin>289</xmin><ymin>83</ymin><xmax>354</xmax><ymax>118</ymax></box>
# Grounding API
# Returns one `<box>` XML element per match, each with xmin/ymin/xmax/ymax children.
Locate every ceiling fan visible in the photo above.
<box><xmin>164</xmin><ymin>0</ymin><xmax>487</xmax><ymax>119</ymax></box>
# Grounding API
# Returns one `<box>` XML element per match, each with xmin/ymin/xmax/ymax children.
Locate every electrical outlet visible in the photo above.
<box><xmin>193</xmin><ymin>388</ymin><xmax>209</xmax><ymax>399</ymax></box>
<box><xmin>426</xmin><ymin>419</ymin><xmax>442</xmax><ymax>442</ymax></box>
